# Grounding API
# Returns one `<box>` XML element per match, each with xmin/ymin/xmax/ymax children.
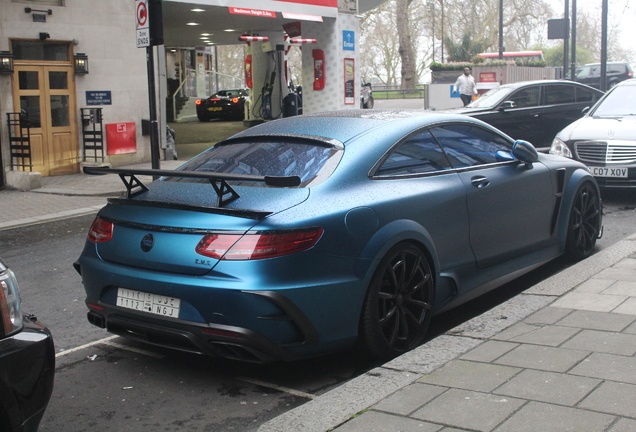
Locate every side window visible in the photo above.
<box><xmin>608</xmin><ymin>65</ymin><xmax>624</xmax><ymax>74</ymax></box>
<box><xmin>591</xmin><ymin>66</ymin><xmax>600</xmax><ymax>77</ymax></box>
<box><xmin>505</xmin><ymin>86</ymin><xmax>541</xmax><ymax>108</ymax></box>
<box><xmin>376</xmin><ymin>130</ymin><xmax>451</xmax><ymax>176</ymax></box>
<box><xmin>576</xmin><ymin>87</ymin><xmax>596</xmax><ymax>103</ymax></box>
<box><xmin>430</xmin><ymin>124</ymin><xmax>514</xmax><ymax>168</ymax></box>
<box><xmin>576</xmin><ymin>66</ymin><xmax>590</xmax><ymax>78</ymax></box>
<box><xmin>545</xmin><ymin>85</ymin><xmax>576</xmax><ymax>104</ymax></box>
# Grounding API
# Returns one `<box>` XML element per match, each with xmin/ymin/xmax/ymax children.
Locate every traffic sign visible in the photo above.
<box><xmin>136</xmin><ymin>0</ymin><xmax>149</xmax><ymax>47</ymax></box>
<box><xmin>137</xmin><ymin>29</ymin><xmax>150</xmax><ymax>48</ymax></box>
<box><xmin>136</xmin><ymin>0</ymin><xmax>148</xmax><ymax>29</ymax></box>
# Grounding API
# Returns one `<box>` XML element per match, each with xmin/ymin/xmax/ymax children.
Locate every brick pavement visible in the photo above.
<box><xmin>260</xmin><ymin>236</ymin><xmax>636</xmax><ymax>432</ymax></box>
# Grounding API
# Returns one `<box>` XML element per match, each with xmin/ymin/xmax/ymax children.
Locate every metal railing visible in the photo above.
<box><xmin>6</xmin><ymin>112</ymin><xmax>32</xmax><ymax>171</ymax></box>
<box><xmin>372</xmin><ymin>88</ymin><xmax>426</xmax><ymax>99</ymax></box>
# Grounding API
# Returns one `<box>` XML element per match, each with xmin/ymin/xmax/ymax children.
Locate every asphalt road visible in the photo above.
<box><xmin>0</xmin><ymin>187</ymin><xmax>633</xmax><ymax>431</ymax></box>
<box><xmin>0</xmin><ymin>214</ymin><xmax>379</xmax><ymax>432</ymax></box>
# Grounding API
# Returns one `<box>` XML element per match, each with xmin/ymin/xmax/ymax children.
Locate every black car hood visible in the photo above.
<box><xmin>565</xmin><ymin>116</ymin><xmax>636</xmax><ymax>141</ymax></box>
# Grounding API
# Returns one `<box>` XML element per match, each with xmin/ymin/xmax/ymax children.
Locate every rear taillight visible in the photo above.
<box><xmin>0</xmin><ymin>262</ymin><xmax>23</xmax><ymax>337</ymax></box>
<box><xmin>195</xmin><ymin>228</ymin><xmax>324</xmax><ymax>260</ymax></box>
<box><xmin>629</xmin><ymin>71</ymin><xmax>633</xmax><ymax>77</ymax></box>
<box><xmin>196</xmin><ymin>99</ymin><xmax>202</xmax><ymax>105</ymax></box>
<box><xmin>88</xmin><ymin>217</ymin><xmax>113</xmax><ymax>243</ymax></box>
<box><xmin>231</xmin><ymin>97</ymin><xmax>239</xmax><ymax>103</ymax></box>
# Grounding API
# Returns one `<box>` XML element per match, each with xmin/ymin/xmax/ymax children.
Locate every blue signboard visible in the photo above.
<box><xmin>86</xmin><ymin>91</ymin><xmax>112</xmax><ymax>105</ymax></box>
<box><xmin>343</xmin><ymin>30</ymin><xmax>355</xmax><ymax>51</ymax></box>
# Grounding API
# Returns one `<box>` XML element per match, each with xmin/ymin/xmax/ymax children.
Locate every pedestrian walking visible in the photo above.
<box><xmin>453</xmin><ymin>67</ymin><xmax>478</xmax><ymax>106</ymax></box>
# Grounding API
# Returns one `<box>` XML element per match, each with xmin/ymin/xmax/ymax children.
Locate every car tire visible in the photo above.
<box><xmin>197</xmin><ymin>114</ymin><xmax>210</xmax><ymax>122</ymax></box>
<box><xmin>360</xmin><ymin>242</ymin><xmax>434</xmax><ymax>360</ymax></box>
<box><xmin>564</xmin><ymin>181</ymin><xmax>601</xmax><ymax>261</ymax></box>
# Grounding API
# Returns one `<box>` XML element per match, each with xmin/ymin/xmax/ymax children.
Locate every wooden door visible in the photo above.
<box><xmin>12</xmin><ymin>65</ymin><xmax>79</xmax><ymax>176</ymax></box>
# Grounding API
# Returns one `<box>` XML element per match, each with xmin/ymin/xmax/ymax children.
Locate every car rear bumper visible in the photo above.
<box><xmin>0</xmin><ymin>317</ymin><xmax>55</xmax><ymax>432</ymax></box>
<box><xmin>86</xmin><ymin>304</ymin><xmax>309</xmax><ymax>363</ymax></box>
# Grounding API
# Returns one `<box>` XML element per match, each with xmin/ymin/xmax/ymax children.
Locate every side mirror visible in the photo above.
<box><xmin>582</xmin><ymin>106</ymin><xmax>590</xmax><ymax>115</ymax></box>
<box><xmin>512</xmin><ymin>140</ymin><xmax>539</xmax><ymax>168</ymax></box>
<box><xmin>498</xmin><ymin>101</ymin><xmax>516</xmax><ymax>111</ymax></box>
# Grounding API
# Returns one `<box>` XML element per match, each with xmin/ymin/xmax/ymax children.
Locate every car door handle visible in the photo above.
<box><xmin>471</xmin><ymin>176</ymin><xmax>490</xmax><ymax>188</ymax></box>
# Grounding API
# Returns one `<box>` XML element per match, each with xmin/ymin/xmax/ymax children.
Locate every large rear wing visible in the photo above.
<box><xmin>83</xmin><ymin>166</ymin><xmax>301</xmax><ymax>207</ymax></box>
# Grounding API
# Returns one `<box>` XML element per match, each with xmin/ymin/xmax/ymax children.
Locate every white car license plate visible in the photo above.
<box><xmin>116</xmin><ymin>288</ymin><xmax>181</xmax><ymax>318</ymax></box>
<box><xmin>589</xmin><ymin>167</ymin><xmax>628</xmax><ymax>178</ymax></box>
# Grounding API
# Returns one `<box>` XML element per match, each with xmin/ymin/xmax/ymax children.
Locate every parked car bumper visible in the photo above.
<box><xmin>0</xmin><ymin>316</ymin><xmax>55</xmax><ymax>432</ymax></box>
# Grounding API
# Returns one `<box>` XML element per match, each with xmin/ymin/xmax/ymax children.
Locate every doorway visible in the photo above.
<box><xmin>11</xmin><ymin>64</ymin><xmax>79</xmax><ymax>176</ymax></box>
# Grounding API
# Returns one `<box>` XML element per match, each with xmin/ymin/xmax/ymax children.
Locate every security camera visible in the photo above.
<box><xmin>39</xmin><ymin>33</ymin><xmax>50</xmax><ymax>41</ymax></box>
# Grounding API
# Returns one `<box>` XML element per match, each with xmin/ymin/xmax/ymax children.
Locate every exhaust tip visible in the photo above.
<box><xmin>87</xmin><ymin>311</ymin><xmax>106</xmax><ymax>328</ymax></box>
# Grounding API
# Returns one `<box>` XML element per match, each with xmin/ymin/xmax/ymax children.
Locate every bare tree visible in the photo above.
<box><xmin>360</xmin><ymin>0</ymin><xmax>431</xmax><ymax>86</ymax></box>
<box><xmin>359</xmin><ymin>2</ymin><xmax>402</xmax><ymax>85</ymax></box>
<box><xmin>396</xmin><ymin>0</ymin><xmax>418</xmax><ymax>88</ymax></box>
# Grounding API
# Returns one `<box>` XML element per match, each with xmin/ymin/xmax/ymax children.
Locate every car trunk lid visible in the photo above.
<box><xmin>93</xmin><ymin>180</ymin><xmax>309</xmax><ymax>276</ymax></box>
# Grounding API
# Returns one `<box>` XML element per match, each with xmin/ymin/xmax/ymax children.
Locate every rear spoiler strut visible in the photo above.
<box><xmin>83</xmin><ymin>166</ymin><xmax>301</xmax><ymax>207</ymax></box>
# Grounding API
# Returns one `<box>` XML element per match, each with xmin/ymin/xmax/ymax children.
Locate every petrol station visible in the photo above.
<box><xmin>161</xmin><ymin>0</ymin><xmax>382</xmax><ymax>121</ymax></box>
<box><xmin>0</xmin><ymin>0</ymin><xmax>383</xmax><ymax>190</ymax></box>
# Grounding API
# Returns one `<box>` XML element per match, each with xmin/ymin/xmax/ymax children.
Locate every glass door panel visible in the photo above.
<box><xmin>50</xmin><ymin>95</ymin><xmax>70</xmax><ymax>127</ymax></box>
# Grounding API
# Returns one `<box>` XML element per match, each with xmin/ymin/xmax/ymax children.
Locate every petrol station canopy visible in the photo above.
<box><xmin>162</xmin><ymin>0</ymin><xmax>387</xmax><ymax>47</ymax></box>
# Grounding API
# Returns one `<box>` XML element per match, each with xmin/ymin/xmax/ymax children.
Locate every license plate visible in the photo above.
<box><xmin>116</xmin><ymin>288</ymin><xmax>181</xmax><ymax>318</ymax></box>
<box><xmin>207</xmin><ymin>107</ymin><xmax>222</xmax><ymax>111</ymax></box>
<box><xmin>589</xmin><ymin>167</ymin><xmax>628</xmax><ymax>178</ymax></box>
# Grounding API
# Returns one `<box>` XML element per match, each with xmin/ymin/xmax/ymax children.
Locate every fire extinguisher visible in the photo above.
<box><xmin>245</xmin><ymin>55</ymin><xmax>253</xmax><ymax>89</ymax></box>
<box><xmin>312</xmin><ymin>49</ymin><xmax>325</xmax><ymax>90</ymax></box>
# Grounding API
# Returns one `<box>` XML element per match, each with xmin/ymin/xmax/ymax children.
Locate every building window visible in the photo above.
<box><xmin>11</xmin><ymin>41</ymin><xmax>70</xmax><ymax>61</ymax></box>
<box><xmin>12</xmin><ymin>0</ymin><xmax>64</xmax><ymax>5</ymax></box>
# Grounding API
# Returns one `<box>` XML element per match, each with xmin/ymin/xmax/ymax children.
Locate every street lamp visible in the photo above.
<box><xmin>74</xmin><ymin>53</ymin><xmax>89</xmax><ymax>75</ymax></box>
<box><xmin>0</xmin><ymin>51</ymin><xmax>14</xmax><ymax>74</ymax></box>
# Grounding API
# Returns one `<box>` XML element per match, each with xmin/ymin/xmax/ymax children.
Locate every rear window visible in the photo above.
<box><xmin>172</xmin><ymin>140</ymin><xmax>342</xmax><ymax>187</ymax></box>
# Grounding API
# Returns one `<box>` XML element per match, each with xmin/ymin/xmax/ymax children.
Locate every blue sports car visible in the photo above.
<box><xmin>75</xmin><ymin>111</ymin><xmax>602</xmax><ymax>363</ymax></box>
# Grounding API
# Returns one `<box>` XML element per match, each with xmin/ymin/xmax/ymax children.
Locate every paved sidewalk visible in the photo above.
<box><xmin>0</xmin><ymin>161</ymin><xmax>181</xmax><ymax>230</ymax></box>
<box><xmin>259</xmin><ymin>235</ymin><xmax>636</xmax><ymax>432</ymax></box>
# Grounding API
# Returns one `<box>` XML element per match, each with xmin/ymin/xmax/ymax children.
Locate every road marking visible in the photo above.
<box><xmin>237</xmin><ymin>376</ymin><xmax>317</xmax><ymax>399</ymax></box>
<box><xmin>56</xmin><ymin>335</ymin><xmax>119</xmax><ymax>357</ymax></box>
<box><xmin>101</xmin><ymin>340</ymin><xmax>165</xmax><ymax>359</ymax></box>
<box><xmin>55</xmin><ymin>335</ymin><xmax>164</xmax><ymax>359</ymax></box>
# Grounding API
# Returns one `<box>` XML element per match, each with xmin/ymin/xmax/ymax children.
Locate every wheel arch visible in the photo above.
<box><xmin>353</xmin><ymin>219</ymin><xmax>440</xmax><ymax>283</ymax></box>
<box><xmin>556</xmin><ymin>168</ymin><xmax>602</xmax><ymax>247</ymax></box>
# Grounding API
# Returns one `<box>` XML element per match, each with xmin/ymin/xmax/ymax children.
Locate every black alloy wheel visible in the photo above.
<box><xmin>565</xmin><ymin>182</ymin><xmax>601</xmax><ymax>261</ymax></box>
<box><xmin>360</xmin><ymin>243</ymin><xmax>434</xmax><ymax>360</ymax></box>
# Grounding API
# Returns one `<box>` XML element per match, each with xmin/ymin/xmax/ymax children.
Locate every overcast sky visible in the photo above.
<box><xmin>572</xmin><ymin>0</ymin><xmax>634</xmax><ymax>53</ymax></box>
